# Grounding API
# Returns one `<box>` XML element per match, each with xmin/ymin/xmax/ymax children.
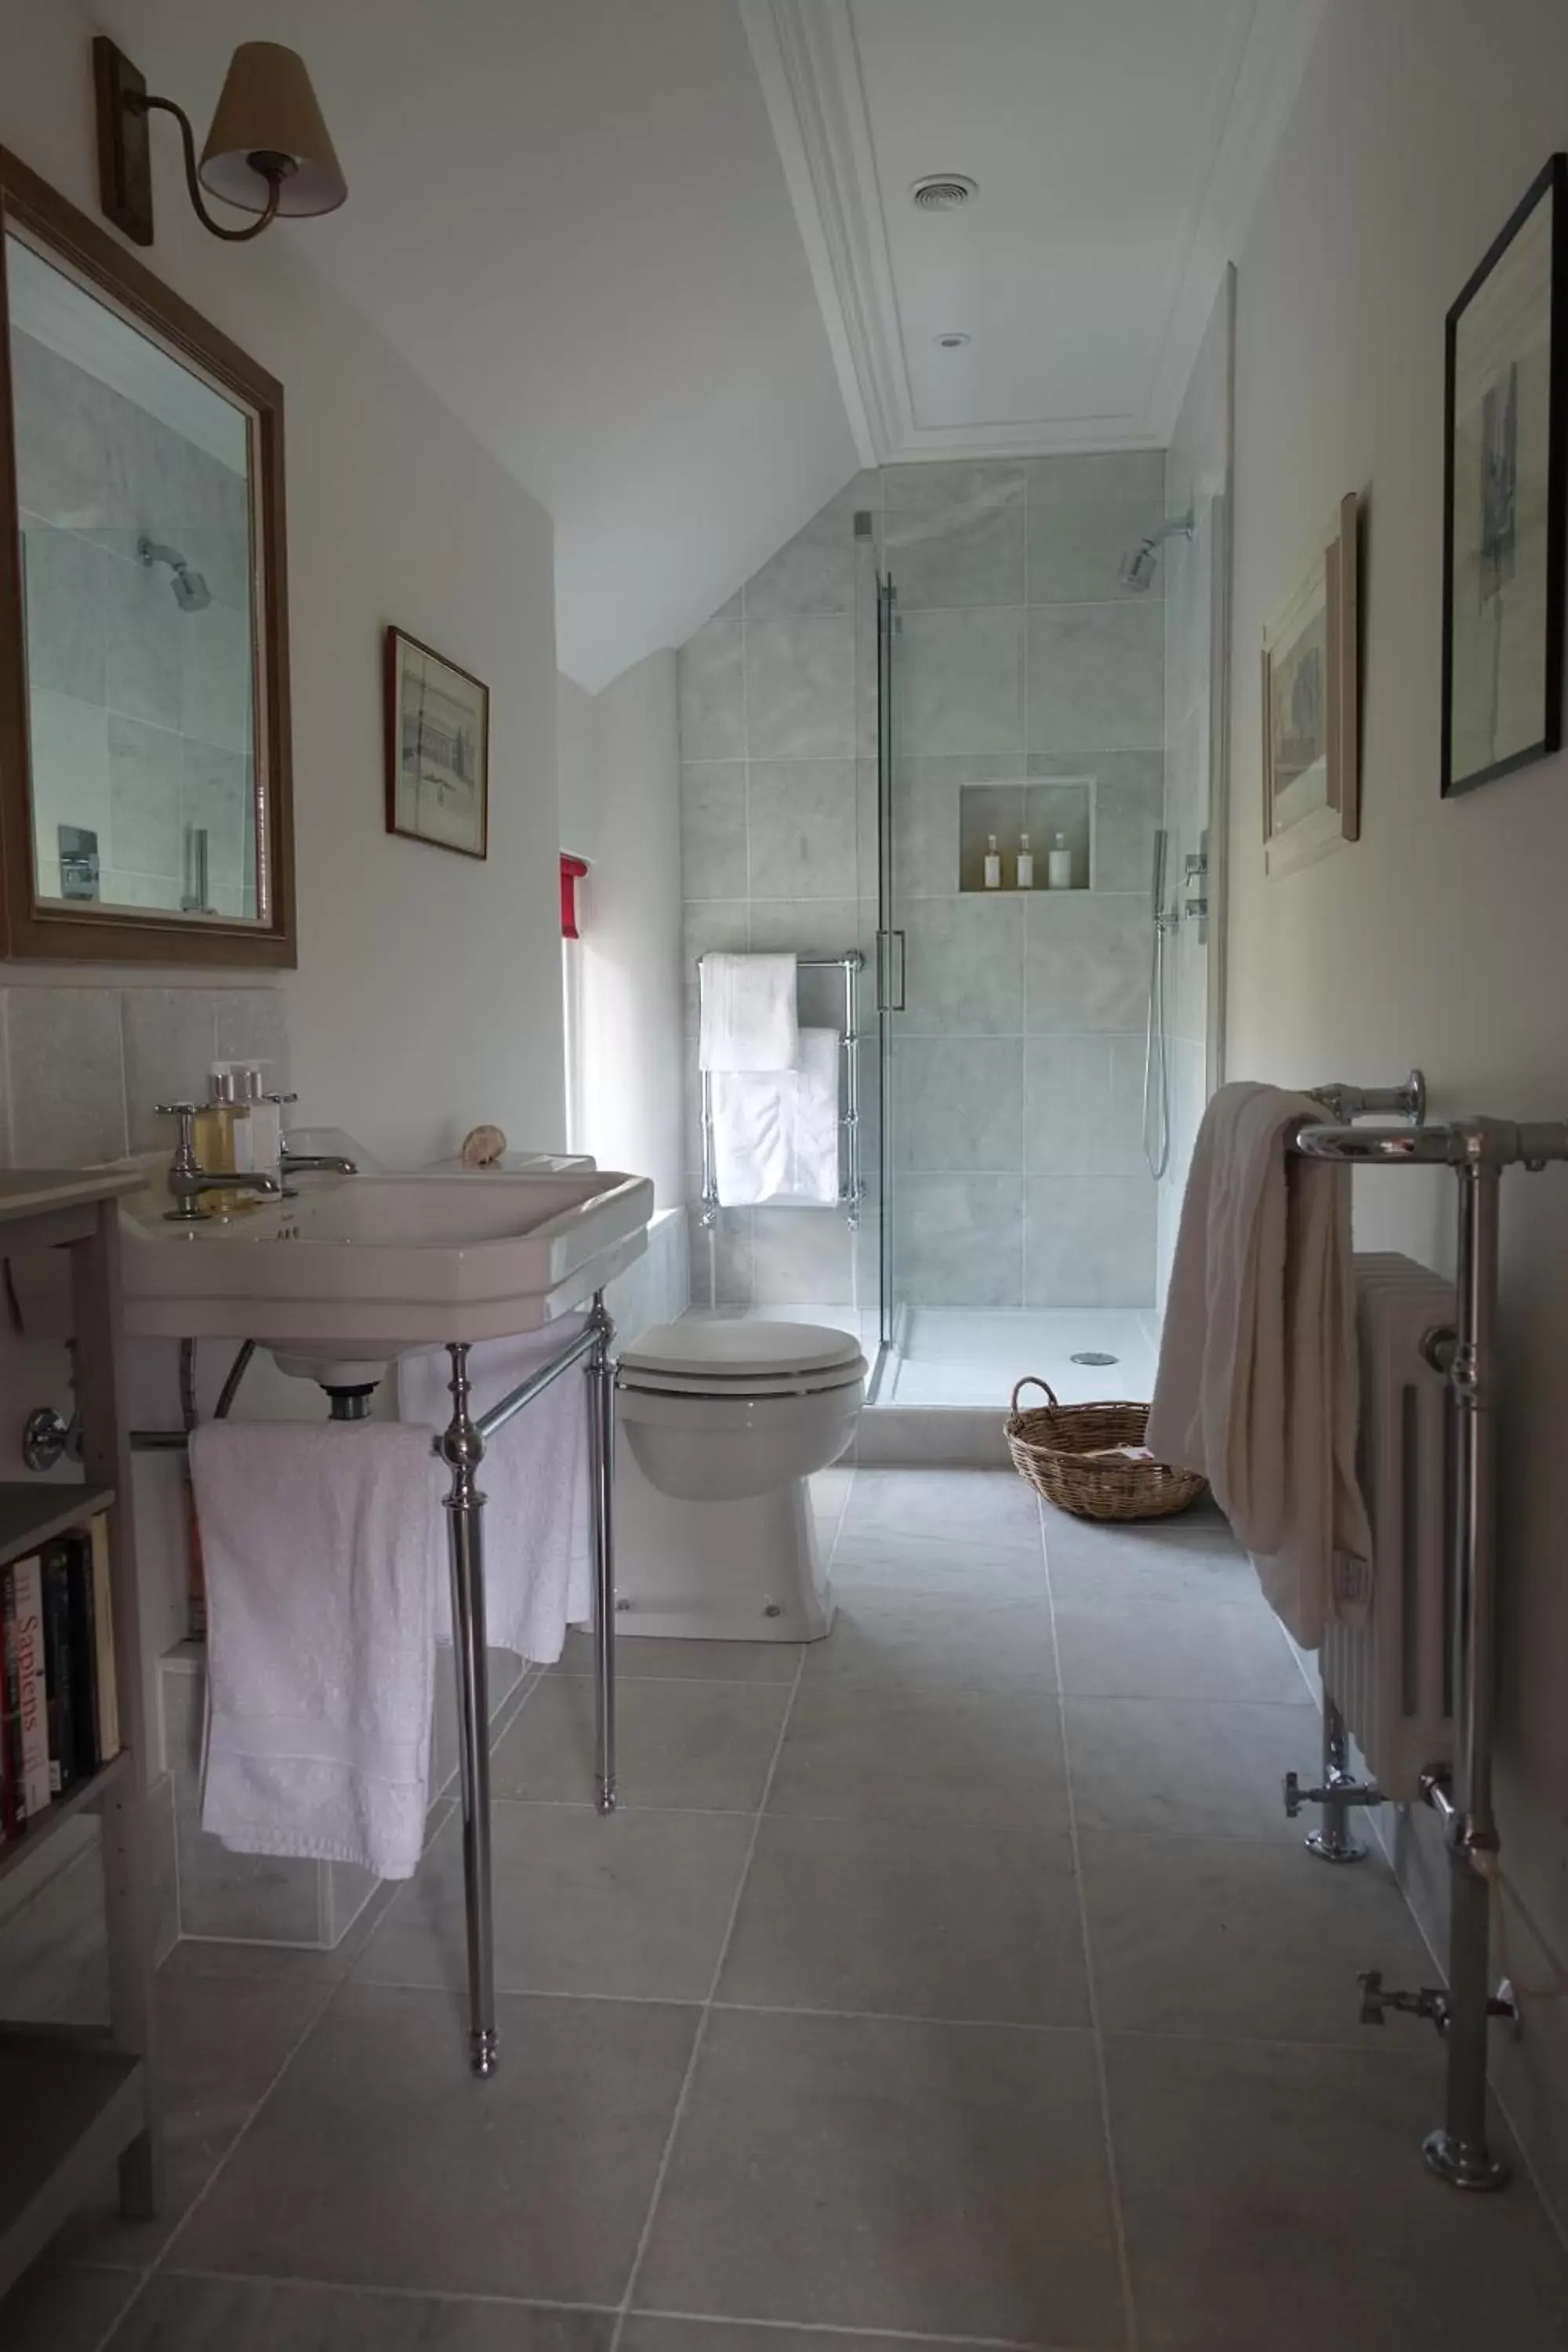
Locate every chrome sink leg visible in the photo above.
<box><xmin>586</xmin><ymin>1293</ymin><xmax>618</xmax><ymax>1815</ymax></box>
<box><xmin>441</xmin><ymin>1341</ymin><xmax>497</xmax><ymax>2078</ymax></box>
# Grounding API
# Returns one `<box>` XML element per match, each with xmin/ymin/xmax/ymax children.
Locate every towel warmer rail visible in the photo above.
<box><xmin>697</xmin><ymin>951</ymin><xmax>865</xmax><ymax>1229</ymax></box>
<box><xmin>1282</xmin><ymin>1070</ymin><xmax>1568</xmax><ymax>2192</ymax></box>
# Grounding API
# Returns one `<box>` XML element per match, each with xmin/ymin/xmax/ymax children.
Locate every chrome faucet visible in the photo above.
<box><xmin>156</xmin><ymin>1102</ymin><xmax>285</xmax><ymax>1222</ymax></box>
<box><xmin>280</xmin><ymin>1141</ymin><xmax>358</xmax><ymax>1177</ymax></box>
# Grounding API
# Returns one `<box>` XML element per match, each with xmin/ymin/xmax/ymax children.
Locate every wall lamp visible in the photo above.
<box><xmin>93</xmin><ymin>34</ymin><xmax>346</xmax><ymax>249</ymax></box>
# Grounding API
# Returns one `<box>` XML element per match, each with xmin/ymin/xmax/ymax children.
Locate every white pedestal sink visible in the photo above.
<box><xmin>14</xmin><ymin>1156</ymin><xmax>654</xmax><ymax>1382</ymax></box>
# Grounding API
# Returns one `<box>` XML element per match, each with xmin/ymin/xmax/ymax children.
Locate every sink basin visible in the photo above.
<box><xmin>13</xmin><ymin>1160</ymin><xmax>654</xmax><ymax>1371</ymax></box>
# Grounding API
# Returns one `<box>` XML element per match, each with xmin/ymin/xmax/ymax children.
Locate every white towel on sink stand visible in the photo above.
<box><xmin>191</xmin><ymin>1421</ymin><xmax>445</xmax><ymax>1882</ymax></box>
<box><xmin>397</xmin><ymin>1319</ymin><xmax>593</xmax><ymax>1666</ymax></box>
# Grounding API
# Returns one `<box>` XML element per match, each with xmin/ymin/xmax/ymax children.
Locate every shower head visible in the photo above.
<box><xmin>137</xmin><ymin>535</ymin><xmax>212</xmax><ymax>612</ymax></box>
<box><xmin>1118</xmin><ymin>510</ymin><xmax>1195</xmax><ymax>593</ymax></box>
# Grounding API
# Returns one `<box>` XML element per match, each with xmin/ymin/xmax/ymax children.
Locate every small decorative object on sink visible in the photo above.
<box><xmin>384</xmin><ymin>626</ymin><xmax>490</xmax><ymax>860</ymax></box>
<box><xmin>460</xmin><ymin>1124</ymin><xmax>507</xmax><ymax>1167</ymax></box>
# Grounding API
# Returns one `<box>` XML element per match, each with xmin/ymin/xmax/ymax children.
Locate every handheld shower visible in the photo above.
<box><xmin>137</xmin><ymin>535</ymin><xmax>212</xmax><ymax>612</ymax></box>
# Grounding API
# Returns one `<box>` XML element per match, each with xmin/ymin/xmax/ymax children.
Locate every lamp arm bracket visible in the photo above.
<box><xmin>129</xmin><ymin>90</ymin><xmax>285</xmax><ymax>243</ymax></box>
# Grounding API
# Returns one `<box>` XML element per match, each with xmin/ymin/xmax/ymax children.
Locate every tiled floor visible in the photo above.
<box><xmin>5</xmin><ymin>1469</ymin><xmax>1568</xmax><ymax>2350</ymax></box>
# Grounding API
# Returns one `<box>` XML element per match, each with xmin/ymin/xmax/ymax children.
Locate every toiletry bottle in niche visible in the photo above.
<box><xmin>1015</xmin><ymin>832</ymin><xmax>1034</xmax><ymax>890</ymax></box>
<box><xmin>1047</xmin><ymin>832</ymin><xmax>1073</xmax><ymax>890</ymax></box>
<box><xmin>984</xmin><ymin>833</ymin><xmax>1002</xmax><ymax>890</ymax></box>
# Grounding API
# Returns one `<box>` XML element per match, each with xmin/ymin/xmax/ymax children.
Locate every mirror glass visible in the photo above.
<box><xmin>7</xmin><ymin>229</ymin><xmax>265</xmax><ymax>923</ymax></box>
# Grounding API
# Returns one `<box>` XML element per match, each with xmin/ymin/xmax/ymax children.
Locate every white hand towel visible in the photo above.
<box><xmin>191</xmin><ymin>1422</ymin><xmax>445</xmax><ymax>1882</ymax></box>
<box><xmin>1145</xmin><ymin>1080</ymin><xmax>1371</xmax><ymax>1648</ymax></box>
<box><xmin>699</xmin><ymin>952</ymin><xmax>799</xmax><ymax>1073</ymax></box>
<box><xmin>711</xmin><ymin>1028</ymin><xmax>841</xmax><ymax>1207</ymax></box>
<box><xmin>397</xmin><ymin>1321</ymin><xmax>592</xmax><ymax>1665</ymax></box>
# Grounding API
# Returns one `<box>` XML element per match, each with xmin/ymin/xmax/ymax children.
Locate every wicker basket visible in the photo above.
<box><xmin>1004</xmin><ymin>1378</ymin><xmax>1207</xmax><ymax>1523</ymax></box>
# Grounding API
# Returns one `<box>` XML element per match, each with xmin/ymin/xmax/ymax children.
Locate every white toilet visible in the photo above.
<box><xmin>615</xmin><ymin>1319</ymin><xmax>866</xmax><ymax>1642</ymax></box>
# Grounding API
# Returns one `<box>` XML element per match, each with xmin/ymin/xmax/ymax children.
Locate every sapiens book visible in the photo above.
<box><xmin>42</xmin><ymin>1542</ymin><xmax>76</xmax><ymax>1795</ymax></box>
<box><xmin>89</xmin><ymin>1514</ymin><xmax>119</xmax><ymax>1762</ymax></box>
<box><xmin>42</xmin><ymin>1532</ymin><xmax>101</xmax><ymax>1791</ymax></box>
<box><xmin>0</xmin><ymin>1565</ymin><xmax>21</xmax><ymax>1838</ymax></box>
<box><xmin>8</xmin><ymin>1555</ymin><xmax>51</xmax><ymax>1821</ymax></box>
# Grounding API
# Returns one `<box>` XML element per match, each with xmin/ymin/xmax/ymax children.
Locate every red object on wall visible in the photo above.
<box><xmin>560</xmin><ymin>854</ymin><xmax>589</xmax><ymax>940</ymax></box>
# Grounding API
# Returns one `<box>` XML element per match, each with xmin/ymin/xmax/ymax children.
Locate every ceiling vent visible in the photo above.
<box><xmin>910</xmin><ymin>174</ymin><xmax>976</xmax><ymax>212</ymax></box>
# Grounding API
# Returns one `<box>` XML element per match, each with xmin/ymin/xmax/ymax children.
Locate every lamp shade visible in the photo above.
<box><xmin>198</xmin><ymin>42</ymin><xmax>347</xmax><ymax>218</ymax></box>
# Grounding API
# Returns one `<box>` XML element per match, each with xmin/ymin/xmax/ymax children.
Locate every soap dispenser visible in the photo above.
<box><xmin>198</xmin><ymin>1064</ymin><xmax>254</xmax><ymax>1213</ymax></box>
<box><xmin>983</xmin><ymin>833</ymin><xmax>1002</xmax><ymax>890</ymax></box>
<box><xmin>1047</xmin><ymin>832</ymin><xmax>1073</xmax><ymax>890</ymax></box>
<box><xmin>1015</xmin><ymin>832</ymin><xmax>1034</xmax><ymax>890</ymax></box>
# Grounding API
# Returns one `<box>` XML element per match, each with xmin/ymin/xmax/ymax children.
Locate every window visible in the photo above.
<box><xmin>560</xmin><ymin>855</ymin><xmax>589</xmax><ymax>1152</ymax></box>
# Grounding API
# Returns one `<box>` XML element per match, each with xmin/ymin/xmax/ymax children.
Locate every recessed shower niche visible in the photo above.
<box><xmin>956</xmin><ymin>777</ymin><xmax>1092</xmax><ymax>891</ymax></box>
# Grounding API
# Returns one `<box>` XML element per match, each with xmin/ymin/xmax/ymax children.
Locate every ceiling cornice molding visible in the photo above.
<box><xmin>744</xmin><ymin>0</ymin><xmax>1327</xmax><ymax>465</ymax></box>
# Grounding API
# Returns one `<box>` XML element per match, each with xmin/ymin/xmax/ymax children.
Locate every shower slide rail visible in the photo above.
<box><xmin>125</xmin><ymin>1300</ymin><xmax>619</xmax><ymax>2084</ymax></box>
<box><xmin>1284</xmin><ymin>1072</ymin><xmax>1568</xmax><ymax>2191</ymax></box>
<box><xmin>697</xmin><ymin>951</ymin><xmax>865</xmax><ymax>1230</ymax></box>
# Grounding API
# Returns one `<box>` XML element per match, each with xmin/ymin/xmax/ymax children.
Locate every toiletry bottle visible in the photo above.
<box><xmin>1047</xmin><ymin>832</ymin><xmax>1073</xmax><ymax>890</ymax></box>
<box><xmin>224</xmin><ymin>1060</ymin><xmax>285</xmax><ymax>1185</ymax></box>
<box><xmin>200</xmin><ymin>1065</ymin><xmax>254</xmax><ymax>1213</ymax></box>
<box><xmin>1016</xmin><ymin>831</ymin><xmax>1034</xmax><ymax>890</ymax></box>
<box><xmin>984</xmin><ymin>833</ymin><xmax>1002</xmax><ymax>890</ymax></box>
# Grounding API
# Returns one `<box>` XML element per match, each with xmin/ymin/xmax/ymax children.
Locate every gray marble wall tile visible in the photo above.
<box><xmin>897</xmin><ymin>1174</ymin><xmax>1025</xmax><ymax>1308</ymax></box>
<box><xmin>892</xmin><ymin>1036</ymin><xmax>1023</xmax><ymax>1172</ymax></box>
<box><xmin>898</xmin><ymin>608</ymin><xmax>1025</xmax><ymax>757</ymax></box>
<box><xmin>181</xmin><ymin>742</ymin><xmax>250</xmax><ymax>891</ymax></box>
<box><xmin>678</xmin><ymin>620</ymin><xmax>745</xmax><ymax>760</ymax></box>
<box><xmin>750</xmin><ymin>1206</ymin><xmax>855</xmax><ymax>1304</ymax></box>
<box><xmin>745</xmin><ymin>514</ymin><xmax>855</xmax><ymax>618</ymax></box>
<box><xmin>884</xmin><ymin>494</ymin><xmax>1024</xmax><ymax>611</ymax></box>
<box><xmin>688</xmin><ymin>1205</ymin><xmax>753</xmax><ymax>1305</ymax></box>
<box><xmin>107</xmin><ymin>712</ymin><xmax>182</xmax><ymax>880</ymax></box>
<box><xmin>1025</xmin><ymin>452</ymin><xmax>1167</xmax><ymax>510</ymax></box>
<box><xmin>891</xmin><ymin>757</ymin><xmax>1022</xmax><ymax>898</ymax></box>
<box><xmin>746</xmin><ymin>897</ymin><xmax>862</xmax><ymax>959</ymax></box>
<box><xmin>28</xmin><ymin>688</ymin><xmax>111</xmax><ymax>877</ymax></box>
<box><xmin>745</xmin><ymin>614</ymin><xmax>855</xmax><ymax>758</ymax></box>
<box><xmin>5</xmin><ymin>986</ymin><xmax>129</xmax><ymax>1163</ymax></box>
<box><xmin>20</xmin><ymin>524</ymin><xmax>108</xmax><ymax>702</ymax></box>
<box><xmin>180</xmin><ymin>601</ymin><xmax>252</xmax><ymax>754</ymax></box>
<box><xmin>1025</xmin><ymin>452</ymin><xmax>1167</xmax><ymax>607</ymax></box>
<box><xmin>1025</xmin><ymin>1174</ymin><xmax>1156</xmax><ymax>1307</ymax></box>
<box><xmin>122</xmin><ymin>989</ymin><xmax>222</xmax><ymax>1151</ymax></box>
<box><xmin>1025</xmin><ymin>892</ymin><xmax>1146</xmax><ymax>1033</ymax></box>
<box><xmin>884</xmin><ymin>460</ymin><xmax>1027</xmax><ymax>513</ymax></box>
<box><xmin>825</xmin><ymin>466</ymin><xmax>884</xmax><ymax>517</ymax></box>
<box><xmin>900</xmin><ymin>895</ymin><xmax>1023</xmax><ymax>1035</ymax></box>
<box><xmin>1024</xmin><ymin>1033</ymin><xmax>1145</xmax><ymax>1176</ymax></box>
<box><xmin>680</xmin><ymin>763</ymin><xmax>747</xmax><ymax>900</ymax></box>
<box><xmin>105</xmin><ymin>547</ymin><xmax>185</xmax><ymax>731</ymax></box>
<box><xmin>747</xmin><ymin>760</ymin><xmax>858</xmax><ymax>899</ymax></box>
<box><xmin>1091</xmin><ymin>757</ymin><xmax>1164</xmax><ymax>891</ymax></box>
<box><xmin>1026</xmin><ymin>601</ymin><xmax>1163</xmax><ymax>754</ymax></box>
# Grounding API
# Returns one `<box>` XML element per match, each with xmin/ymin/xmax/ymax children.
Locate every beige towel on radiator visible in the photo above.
<box><xmin>1145</xmin><ymin>1080</ymin><xmax>1372</xmax><ymax>1649</ymax></box>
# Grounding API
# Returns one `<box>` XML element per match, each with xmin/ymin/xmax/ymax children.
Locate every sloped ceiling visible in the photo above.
<box><xmin>96</xmin><ymin>0</ymin><xmax>861</xmax><ymax>689</ymax></box>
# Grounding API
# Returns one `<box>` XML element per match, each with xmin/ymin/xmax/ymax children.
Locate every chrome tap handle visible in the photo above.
<box><xmin>155</xmin><ymin>1101</ymin><xmax>201</xmax><ymax>1177</ymax></box>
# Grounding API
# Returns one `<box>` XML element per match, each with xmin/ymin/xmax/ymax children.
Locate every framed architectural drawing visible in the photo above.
<box><xmin>384</xmin><ymin>626</ymin><xmax>489</xmax><ymax>858</ymax></box>
<box><xmin>1442</xmin><ymin>154</ymin><xmax>1567</xmax><ymax>797</ymax></box>
<box><xmin>1263</xmin><ymin>492</ymin><xmax>1359</xmax><ymax>876</ymax></box>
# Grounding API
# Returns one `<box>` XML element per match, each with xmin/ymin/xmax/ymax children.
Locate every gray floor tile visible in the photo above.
<box><xmin>633</xmin><ymin>2007</ymin><xmax>1123</xmax><ymax>2342</ymax></box>
<box><xmin>172</xmin><ymin>1984</ymin><xmax>699</xmax><ymax>2305</ymax></box>
<box><xmin>492</xmin><ymin>1675</ymin><xmax>789</xmax><ymax>1812</ymax></box>
<box><xmin>1107</xmin><ymin>2033</ymin><xmax>1568</xmax><ymax>2351</ymax></box>
<box><xmin>621</xmin><ymin>2323</ymin><xmax>1016</xmax><ymax>2351</ymax></box>
<box><xmin>551</xmin><ymin>1630</ymin><xmax>802</xmax><ymax>1682</ymax></box>
<box><xmin>1054</xmin><ymin>1593</ymin><xmax>1311</xmax><ymax>1703</ymax></box>
<box><xmin>1065</xmin><ymin>1697</ymin><xmax>1315</xmax><ymax>1842</ymax></box>
<box><xmin>1043</xmin><ymin>1508</ymin><xmax>1254</xmax><ymax>1603</ymax></box>
<box><xmin>768</xmin><ymin>1684</ymin><xmax>1067</xmax><ymax>1823</ymax></box>
<box><xmin>1081</xmin><ymin>1831</ymin><xmax>1436</xmax><ymax>2042</ymax></box>
<box><xmin>829</xmin><ymin>1526</ymin><xmax>1047</xmax><ymax>1594</ymax></box>
<box><xmin>838</xmin><ymin>1468</ymin><xmax>1044</xmax><ymax>1562</ymax></box>
<box><xmin>717</xmin><ymin>1813</ymin><xmax>1088</xmax><ymax>2026</ymax></box>
<box><xmin>109</xmin><ymin>2273</ymin><xmax>613</xmax><ymax>2349</ymax></box>
<box><xmin>0</xmin><ymin>2261</ymin><xmax>140</xmax><ymax>2352</ymax></box>
<box><xmin>803</xmin><ymin>1583</ymin><xmax>1056</xmax><ymax>1695</ymax></box>
<box><xmin>357</xmin><ymin>1801</ymin><xmax>753</xmax><ymax>2002</ymax></box>
<box><xmin>52</xmin><ymin>1973</ymin><xmax>336</xmax><ymax>2263</ymax></box>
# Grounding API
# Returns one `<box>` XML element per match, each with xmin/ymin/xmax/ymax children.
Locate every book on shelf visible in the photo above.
<box><xmin>0</xmin><ymin>1512</ymin><xmax>119</xmax><ymax>1844</ymax></box>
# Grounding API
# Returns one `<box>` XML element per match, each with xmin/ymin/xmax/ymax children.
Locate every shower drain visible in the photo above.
<box><xmin>1070</xmin><ymin>1351</ymin><xmax>1120</xmax><ymax>1367</ymax></box>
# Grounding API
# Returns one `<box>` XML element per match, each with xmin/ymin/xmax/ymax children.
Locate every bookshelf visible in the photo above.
<box><xmin>0</xmin><ymin>1171</ymin><xmax>161</xmax><ymax>2296</ymax></box>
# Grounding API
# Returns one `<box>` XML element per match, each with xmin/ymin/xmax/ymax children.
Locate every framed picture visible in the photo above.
<box><xmin>383</xmin><ymin>626</ymin><xmax>489</xmax><ymax>858</ymax></box>
<box><xmin>1442</xmin><ymin>154</ymin><xmax>1568</xmax><ymax>797</ymax></box>
<box><xmin>1263</xmin><ymin>492</ymin><xmax>1359</xmax><ymax>876</ymax></box>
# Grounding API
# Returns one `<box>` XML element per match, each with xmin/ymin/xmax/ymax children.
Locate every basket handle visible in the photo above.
<box><xmin>1010</xmin><ymin>1377</ymin><xmax>1060</xmax><ymax>1414</ymax></box>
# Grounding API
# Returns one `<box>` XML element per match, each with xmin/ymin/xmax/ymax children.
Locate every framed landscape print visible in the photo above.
<box><xmin>384</xmin><ymin>626</ymin><xmax>489</xmax><ymax>858</ymax></box>
<box><xmin>1442</xmin><ymin>153</ymin><xmax>1567</xmax><ymax>797</ymax></box>
<box><xmin>1263</xmin><ymin>493</ymin><xmax>1360</xmax><ymax>876</ymax></box>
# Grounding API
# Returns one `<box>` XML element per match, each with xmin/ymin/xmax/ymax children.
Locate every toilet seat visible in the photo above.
<box><xmin>618</xmin><ymin>1319</ymin><xmax>866</xmax><ymax>1403</ymax></box>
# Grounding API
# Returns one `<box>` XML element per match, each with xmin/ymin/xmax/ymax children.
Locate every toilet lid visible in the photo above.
<box><xmin>619</xmin><ymin>1319</ymin><xmax>865</xmax><ymax>1382</ymax></box>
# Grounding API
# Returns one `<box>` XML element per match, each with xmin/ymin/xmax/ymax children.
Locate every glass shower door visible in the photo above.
<box><xmin>874</xmin><ymin>574</ymin><xmax>903</xmax><ymax>1365</ymax></box>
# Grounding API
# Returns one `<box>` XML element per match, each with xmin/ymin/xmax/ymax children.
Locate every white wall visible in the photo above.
<box><xmin>0</xmin><ymin>0</ymin><xmax>566</xmax><ymax>1173</ymax></box>
<box><xmin>558</xmin><ymin>658</ymin><xmax>684</xmax><ymax>1207</ymax></box>
<box><xmin>1229</xmin><ymin>0</ymin><xmax>1568</xmax><ymax>2213</ymax></box>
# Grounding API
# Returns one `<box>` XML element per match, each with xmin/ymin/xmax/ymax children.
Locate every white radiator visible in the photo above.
<box><xmin>1325</xmin><ymin>1253</ymin><xmax>1457</xmax><ymax>1802</ymax></box>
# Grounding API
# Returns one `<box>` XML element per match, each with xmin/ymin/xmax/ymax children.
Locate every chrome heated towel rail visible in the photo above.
<box><xmin>698</xmin><ymin>951</ymin><xmax>865</xmax><ymax>1229</ymax></box>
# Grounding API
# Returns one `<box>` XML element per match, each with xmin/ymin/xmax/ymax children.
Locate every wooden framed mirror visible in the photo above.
<box><xmin>0</xmin><ymin>146</ymin><xmax>293</xmax><ymax>964</ymax></box>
